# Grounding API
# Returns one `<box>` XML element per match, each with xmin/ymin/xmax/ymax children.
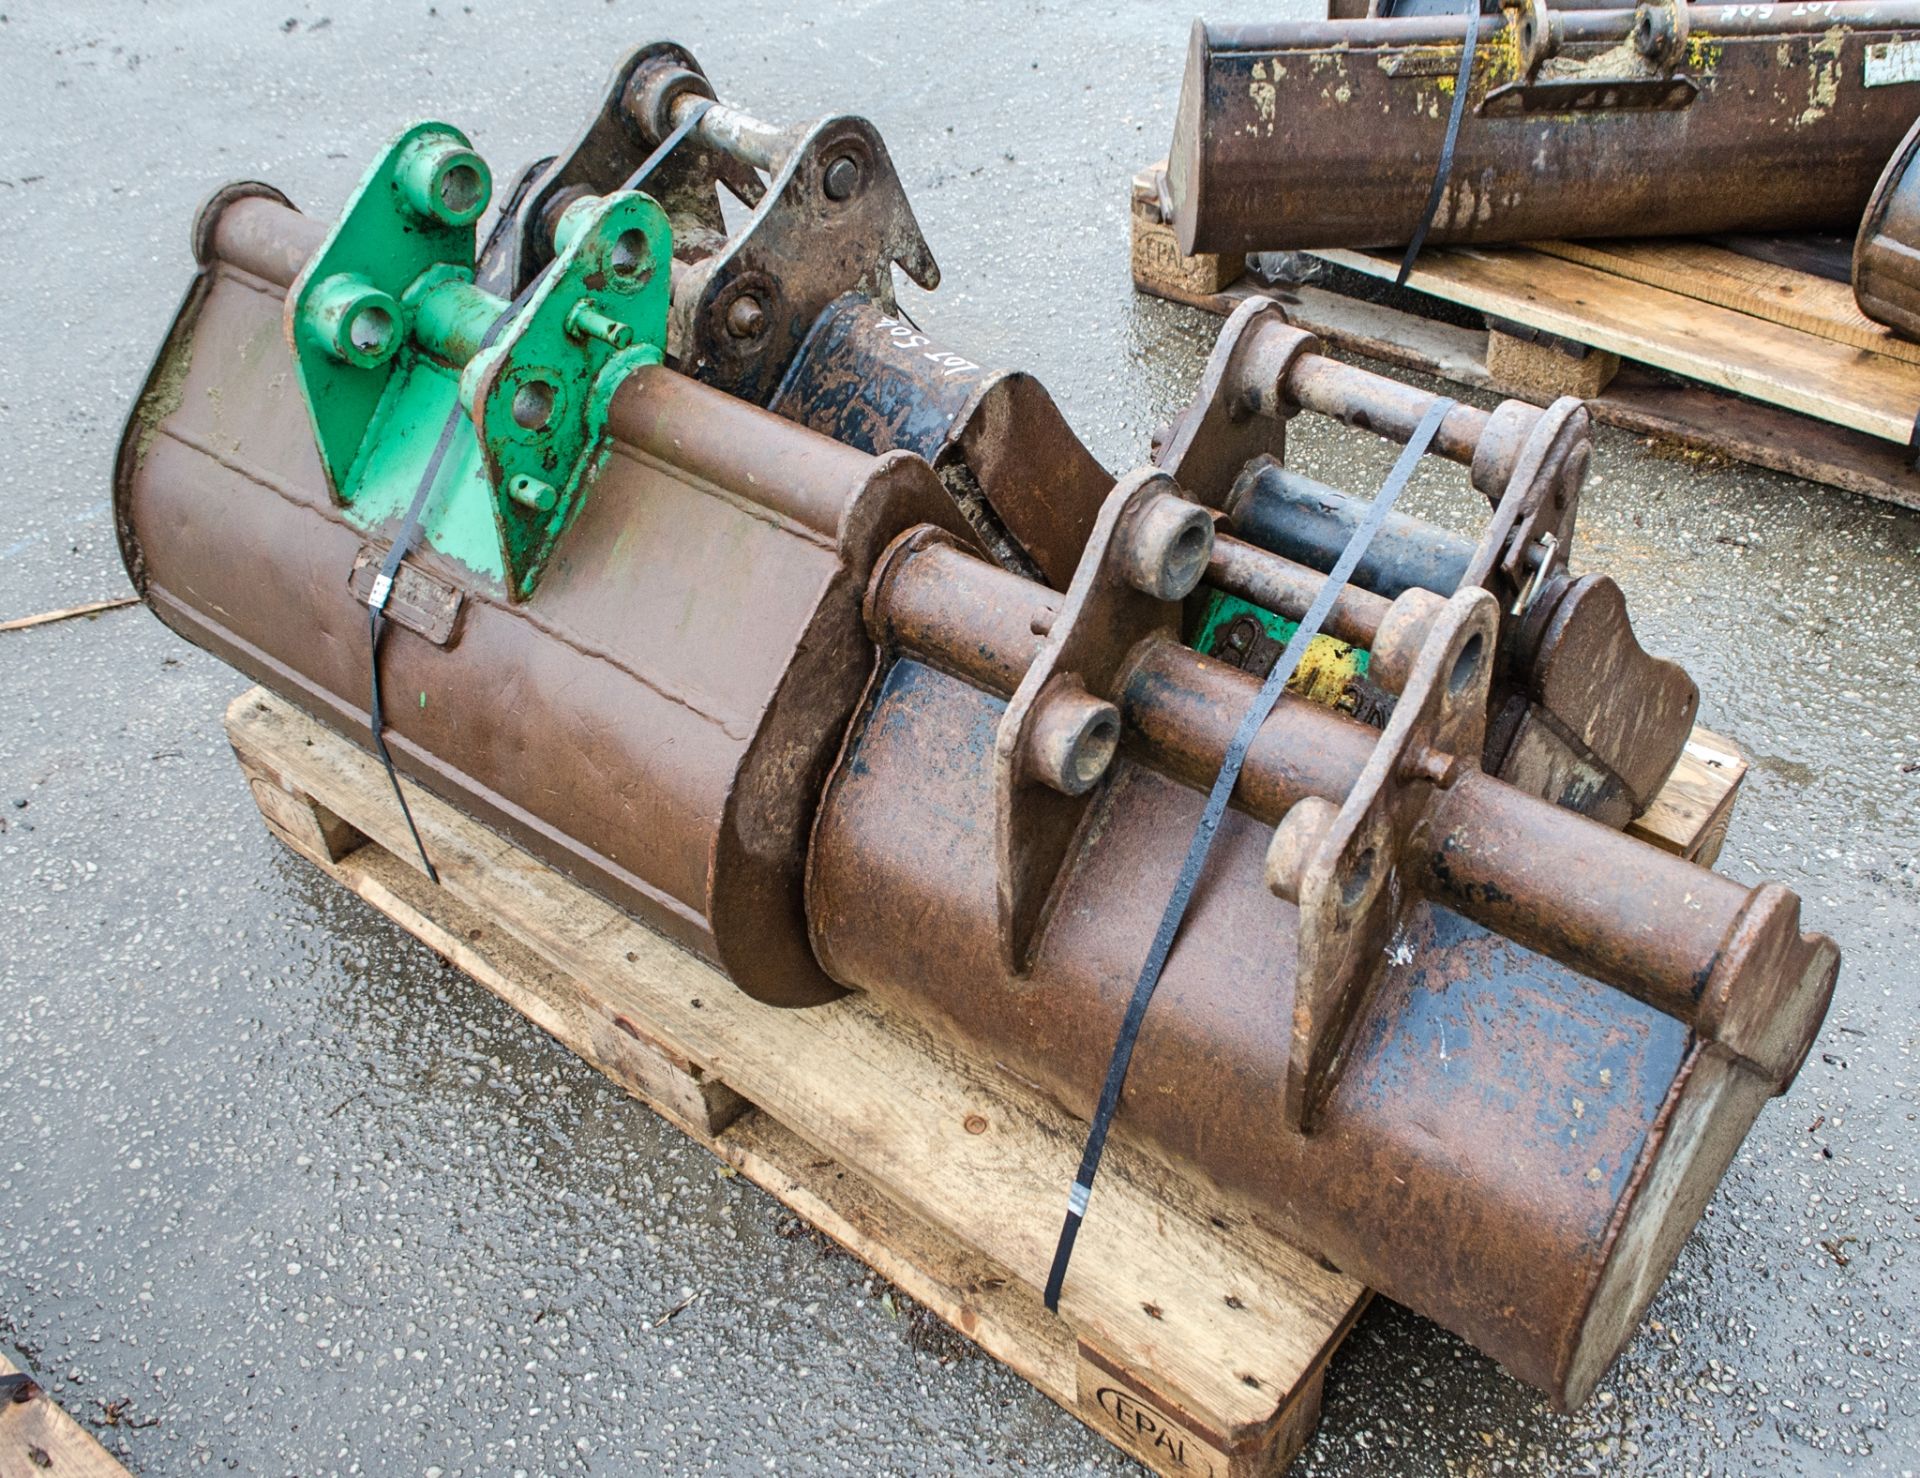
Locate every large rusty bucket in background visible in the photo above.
<box><xmin>1168</xmin><ymin>2</ymin><xmax>1920</xmax><ymax>256</ymax></box>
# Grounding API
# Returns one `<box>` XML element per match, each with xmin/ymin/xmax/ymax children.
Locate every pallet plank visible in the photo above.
<box><xmin>1590</xmin><ymin>372</ymin><xmax>1920</xmax><ymax>512</ymax></box>
<box><xmin>1320</xmin><ymin>245</ymin><xmax>1920</xmax><ymax>444</ymax></box>
<box><xmin>0</xmin><ymin>1353</ymin><xmax>131</xmax><ymax>1478</ymax></box>
<box><xmin>1525</xmin><ymin>240</ymin><xmax>1920</xmax><ymax>366</ymax></box>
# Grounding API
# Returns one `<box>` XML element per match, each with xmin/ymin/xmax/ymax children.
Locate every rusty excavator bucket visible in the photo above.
<box><xmin>1156</xmin><ymin>297</ymin><xmax>1700</xmax><ymax>826</ymax></box>
<box><xmin>1168</xmin><ymin>1</ymin><xmax>1920</xmax><ymax>256</ymax></box>
<box><xmin>118</xmin><ymin>55</ymin><xmax>1837</xmax><ymax>1416</ymax></box>
<box><xmin>479</xmin><ymin>41</ymin><xmax>1113</xmax><ymax>587</ymax></box>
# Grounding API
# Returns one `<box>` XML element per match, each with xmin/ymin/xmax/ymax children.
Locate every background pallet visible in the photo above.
<box><xmin>1132</xmin><ymin>165</ymin><xmax>1920</xmax><ymax>513</ymax></box>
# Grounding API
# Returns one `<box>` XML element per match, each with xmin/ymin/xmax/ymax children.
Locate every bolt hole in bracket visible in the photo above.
<box><xmin>676</xmin><ymin>111</ymin><xmax>939</xmax><ymax>405</ymax></box>
<box><xmin>288</xmin><ymin>121</ymin><xmax>672</xmax><ymax>599</ymax></box>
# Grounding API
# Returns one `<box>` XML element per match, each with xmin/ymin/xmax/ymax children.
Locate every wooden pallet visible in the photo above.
<box><xmin>0</xmin><ymin>1352</ymin><xmax>131</xmax><ymax>1478</ymax></box>
<box><xmin>224</xmin><ymin>687</ymin><xmax>1743</xmax><ymax>1474</ymax></box>
<box><xmin>1131</xmin><ymin>165</ymin><xmax>1920</xmax><ymax>513</ymax></box>
<box><xmin>1626</xmin><ymin>728</ymin><xmax>1746</xmax><ymax>869</ymax></box>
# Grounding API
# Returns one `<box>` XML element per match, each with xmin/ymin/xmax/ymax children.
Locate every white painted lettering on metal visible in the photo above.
<box><xmin>873</xmin><ymin>315</ymin><xmax>981</xmax><ymax>379</ymax></box>
<box><xmin>1865</xmin><ymin>40</ymin><xmax>1920</xmax><ymax>87</ymax></box>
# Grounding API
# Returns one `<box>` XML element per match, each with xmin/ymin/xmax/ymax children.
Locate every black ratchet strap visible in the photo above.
<box><xmin>364</xmin><ymin>106</ymin><xmax>712</xmax><ymax>882</ymax></box>
<box><xmin>363</xmin><ymin>278</ymin><xmax>530</xmax><ymax>885</ymax></box>
<box><xmin>364</xmin><ymin>421</ymin><xmax>457</xmax><ymax>884</ymax></box>
<box><xmin>1042</xmin><ymin>396</ymin><xmax>1457</xmax><ymax>1313</ymax></box>
<box><xmin>1395</xmin><ymin>3</ymin><xmax>1481</xmax><ymax>288</ymax></box>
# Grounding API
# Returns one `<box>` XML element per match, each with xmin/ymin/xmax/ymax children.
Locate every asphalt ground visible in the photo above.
<box><xmin>2</xmin><ymin>2</ymin><xmax>1917</xmax><ymax>1473</ymax></box>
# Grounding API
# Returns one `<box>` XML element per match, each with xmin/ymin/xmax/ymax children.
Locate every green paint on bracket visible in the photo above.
<box><xmin>287</xmin><ymin>121</ymin><xmax>671</xmax><ymax>599</ymax></box>
<box><xmin>342</xmin><ymin>358</ymin><xmax>507</xmax><ymax>579</ymax></box>
<box><xmin>1190</xmin><ymin>589</ymin><xmax>1371</xmax><ymax>676</ymax></box>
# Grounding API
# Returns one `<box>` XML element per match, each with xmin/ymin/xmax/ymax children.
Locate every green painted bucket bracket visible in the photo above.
<box><xmin>287</xmin><ymin>121</ymin><xmax>672</xmax><ymax>598</ymax></box>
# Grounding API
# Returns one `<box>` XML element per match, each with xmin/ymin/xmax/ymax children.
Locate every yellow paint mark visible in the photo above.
<box><xmin>1794</xmin><ymin>28</ymin><xmax>1844</xmax><ymax>126</ymax></box>
<box><xmin>1495</xmin><ymin>23</ymin><xmax>1522</xmax><ymax>78</ymax></box>
<box><xmin>1686</xmin><ymin>32</ymin><xmax>1725</xmax><ymax>71</ymax></box>
<box><xmin>1290</xmin><ymin>636</ymin><xmax>1367</xmax><ymax>710</ymax></box>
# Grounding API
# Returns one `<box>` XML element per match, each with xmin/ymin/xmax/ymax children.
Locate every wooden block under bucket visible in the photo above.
<box><xmin>1486</xmin><ymin>317</ymin><xmax>1622</xmax><ymax>401</ymax></box>
<box><xmin>1131</xmin><ymin>163</ymin><xmax>1245</xmax><ymax>305</ymax></box>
